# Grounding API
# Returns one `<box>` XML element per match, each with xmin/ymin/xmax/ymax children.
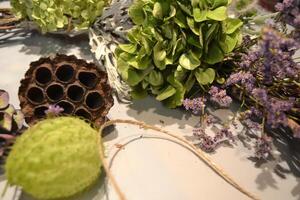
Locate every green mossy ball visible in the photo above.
<box><xmin>5</xmin><ymin>117</ymin><xmax>102</xmax><ymax>199</ymax></box>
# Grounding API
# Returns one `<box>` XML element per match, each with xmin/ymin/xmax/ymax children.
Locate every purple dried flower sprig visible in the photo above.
<box><xmin>252</xmin><ymin>88</ymin><xmax>295</xmax><ymax>129</ymax></box>
<box><xmin>226</xmin><ymin>71</ymin><xmax>256</xmax><ymax>92</ymax></box>
<box><xmin>193</xmin><ymin>127</ymin><xmax>235</xmax><ymax>152</ymax></box>
<box><xmin>254</xmin><ymin>136</ymin><xmax>273</xmax><ymax>160</ymax></box>
<box><xmin>182</xmin><ymin>97</ymin><xmax>206</xmax><ymax>115</ymax></box>
<box><xmin>275</xmin><ymin>0</ymin><xmax>300</xmax><ymax>29</ymax></box>
<box><xmin>45</xmin><ymin>105</ymin><xmax>64</xmax><ymax>117</ymax></box>
<box><xmin>208</xmin><ymin>86</ymin><xmax>232</xmax><ymax>108</ymax></box>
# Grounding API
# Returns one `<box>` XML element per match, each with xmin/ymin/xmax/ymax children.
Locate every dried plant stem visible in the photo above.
<box><xmin>0</xmin><ymin>25</ymin><xmax>16</xmax><ymax>30</ymax></box>
<box><xmin>0</xmin><ymin>18</ymin><xmax>19</xmax><ymax>24</ymax></box>
<box><xmin>98</xmin><ymin>139</ymin><xmax>126</xmax><ymax>200</ymax></box>
<box><xmin>99</xmin><ymin>119</ymin><xmax>260</xmax><ymax>200</ymax></box>
<box><xmin>0</xmin><ymin>8</ymin><xmax>11</xmax><ymax>12</ymax></box>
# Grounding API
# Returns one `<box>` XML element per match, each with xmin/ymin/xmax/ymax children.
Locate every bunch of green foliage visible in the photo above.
<box><xmin>11</xmin><ymin>0</ymin><xmax>108</xmax><ymax>33</ymax></box>
<box><xmin>116</xmin><ymin>0</ymin><xmax>243</xmax><ymax>108</ymax></box>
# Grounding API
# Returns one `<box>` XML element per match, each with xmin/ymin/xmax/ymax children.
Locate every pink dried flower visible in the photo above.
<box><xmin>45</xmin><ymin>105</ymin><xmax>64</xmax><ymax>117</ymax></box>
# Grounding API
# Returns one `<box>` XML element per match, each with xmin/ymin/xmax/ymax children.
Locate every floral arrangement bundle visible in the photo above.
<box><xmin>115</xmin><ymin>0</ymin><xmax>300</xmax><ymax>159</ymax></box>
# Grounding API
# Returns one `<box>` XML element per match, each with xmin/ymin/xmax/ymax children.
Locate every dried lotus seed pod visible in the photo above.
<box><xmin>18</xmin><ymin>54</ymin><xmax>114</xmax><ymax>127</ymax></box>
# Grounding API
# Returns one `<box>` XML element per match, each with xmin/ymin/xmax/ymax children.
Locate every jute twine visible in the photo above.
<box><xmin>99</xmin><ymin>119</ymin><xmax>260</xmax><ymax>200</ymax></box>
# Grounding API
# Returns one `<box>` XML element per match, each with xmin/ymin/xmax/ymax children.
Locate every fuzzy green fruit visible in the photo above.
<box><xmin>5</xmin><ymin>117</ymin><xmax>102</xmax><ymax>199</ymax></box>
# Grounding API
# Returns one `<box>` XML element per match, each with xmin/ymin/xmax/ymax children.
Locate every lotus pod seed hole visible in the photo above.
<box><xmin>78</xmin><ymin>72</ymin><xmax>98</xmax><ymax>88</ymax></box>
<box><xmin>35</xmin><ymin>67</ymin><xmax>52</xmax><ymax>85</ymax></box>
<box><xmin>34</xmin><ymin>106</ymin><xmax>48</xmax><ymax>117</ymax></box>
<box><xmin>67</xmin><ymin>85</ymin><xmax>85</xmax><ymax>102</ymax></box>
<box><xmin>55</xmin><ymin>65</ymin><xmax>75</xmax><ymax>83</ymax></box>
<box><xmin>85</xmin><ymin>92</ymin><xmax>103</xmax><ymax>110</ymax></box>
<box><xmin>57</xmin><ymin>101</ymin><xmax>75</xmax><ymax>114</ymax></box>
<box><xmin>46</xmin><ymin>84</ymin><xmax>64</xmax><ymax>102</ymax></box>
<box><xmin>27</xmin><ymin>87</ymin><xmax>44</xmax><ymax>104</ymax></box>
<box><xmin>75</xmin><ymin>108</ymin><xmax>92</xmax><ymax>120</ymax></box>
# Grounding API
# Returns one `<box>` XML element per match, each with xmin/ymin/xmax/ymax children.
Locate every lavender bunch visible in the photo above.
<box><xmin>275</xmin><ymin>0</ymin><xmax>300</xmax><ymax>29</ymax></box>
<box><xmin>275</xmin><ymin>0</ymin><xmax>300</xmax><ymax>41</ymax></box>
<box><xmin>227</xmin><ymin>27</ymin><xmax>300</xmax><ymax>138</ymax></box>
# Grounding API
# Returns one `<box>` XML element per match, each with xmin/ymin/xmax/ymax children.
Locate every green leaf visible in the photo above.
<box><xmin>179</xmin><ymin>51</ymin><xmax>201</xmax><ymax>70</ymax></box>
<box><xmin>207</xmin><ymin>6</ymin><xmax>227</xmax><ymax>21</ymax></box>
<box><xmin>224</xmin><ymin>18</ymin><xmax>243</xmax><ymax>34</ymax></box>
<box><xmin>177</xmin><ymin>1</ymin><xmax>192</xmax><ymax>16</ymax></box>
<box><xmin>119</xmin><ymin>43</ymin><xmax>137</xmax><ymax>54</ymax></box>
<box><xmin>162</xmin><ymin>23</ymin><xmax>173</xmax><ymax>39</ymax></box>
<box><xmin>204</xmin><ymin>23</ymin><xmax>219</xmax><ymax>53</ymax></box>
<box><xmin>127</xmin><ymin>27</ymin><xmax>141</xmax><ymax>43</ymax></box>
<box><xmin>148</xmin><ymin>70</ymin><xmax>164</xmax><ymax>86</ymax></box>
<box><xmin>191</xmin><ymin>0</ymin><xmax>199</xmax><ymax>7</ymax></box>
<box><xmin>141</xmin><ymin>37</ymin><xmax>152</xmax><ymax>55</ymax></box>
<box><xmin>163</xmin><ymin>75</ymin><xmax>186</xmax><ymax>108</ymax></box>
<box><xmin>128</xmin><ymin>68</ymin><xmax>152</xmax><ymax>86</ymax></box>
<box><xmin>195</xmin><ymin>68</ymin><xmax>215</xmax><ymax>85</ymax></box>
<box><xmin>187</xmin><ymin>35</ymin><xmax>202</xmax><ymax>48</ymax></box>
<box><xmin>142</xmin><ymin>80</ymin><xmax>149</xmax><ymax>89</ymax></box>
<box><xmin>129</xmin><ymin>1</ymin><xmax>145</xmax><ymax>25</ymax></box>
<box><xmin>219</xmin><ymin>33</ymin><xmax>238</xmax><ymax>53</ymax></box>
<box><xmin>156</xmin><ymin>86</ymin><xmax>176</xmax><ymax>101</ymax></box>
<box><xmin>128</xmin><ymin>55</ymin><xmax>151</xmax><ymax>70</ymax></box>
<box><xmin>81</xmin><ymin>10</ymin><xmax>89</xmax><ymax>19</ymax></box>
<box><xmin>151</xmin><ymin>85</ymin><xmax>163</xmax><ymax>95</ymax></box>
<box><xmin>40</xmin><ymin>2</ymin><xmax>47</xmax><ymax>10</ymax></box>
<box><xmin>174</xmin><ymin>65</ymin><xmax>187</xmax><ymax>81</ymax></box>
<box><xmin>164</xmin><ymin>5</ymin><xmax>176</xmax><ymax>21</ymax></box>
<box><xmin>153</xmin><ymin>2</ymin><xmax>163</xmax><ymax>19</ymax></box>
<box><xmin>216</xmin><ymin>77</ymin><xmax>225</xmax><ymax>84</ymax></box>
<box><xmin>204</xmin><ymin>42</ymin><xmax>224</xmax><ymax>64</ymax></box>
<box><xmin>210</xmin><ymin>0</ymin><xmax>228</xmax><ymax>9</ymax></box>
<box><xmin>131</xmin><ymin>85</ymin><xmax>148</xmax><ymax>99</ymax></box>
<box><xmin>193</xmin><ymin>8</ymin><xmax>207</xmax><ymax>22</ymax></box>
<box><xmin>199</xmin><ymin>24</ymin><xmax>204</xmax><ymax>48</ymax></box>
<box><xmin>187</xmin><ymin>17</ymin><xmax>199</xmax><ymax>35</ymax></box>
<box><xmin>153</xmin><ymin>42</ymin><xmax>166</xmax><ymax>61</ymax></box>
<box><xmin>117</xmin><ymin>58</ymin><xmax>130</xmax><ymax>81</ymax></box>
<box><xmin>184</xmin><ymin>71</ymin><xmax>196</xmax><ymax>92</ymax></box>
<box><xmin>174</xmin><ymin>9</ymin><xmax>187</xmax><ymax>28</ymax></box>
<box><xmin>118</xmin><ymin>51</ymin><xmax>135</xmax><ymax>61</ymax></box>
<box><xmin>172</xmin><ymin>38</ymin><xmax>185</xmax><ymax>57</ymax></box>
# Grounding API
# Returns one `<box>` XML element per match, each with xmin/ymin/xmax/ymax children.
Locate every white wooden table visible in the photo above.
<box><xmin>1</xmin><ymin>1</ymin><xmax>300</xmax><ymax>200</ymax></box>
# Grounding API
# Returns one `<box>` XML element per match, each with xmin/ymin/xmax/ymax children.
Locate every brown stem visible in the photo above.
<box><xmin>0</xmin><ymin>17</ymin><xmax>20</xmax><ymax>24</ymax></box>
<box><xmin>0</xmin><ymin>25</ymin><xmax>16</xmax><ymax>30</ymax></box>
<box><xmin>0</xmin><ymin>8</ymin><xmax>12</xmax><ymax>12</ymax></box>
<box><xmin>100</xmin><ymin>119</ymin><xmax>260</xmax><ymax>200</ymax></box>
<box><xmin>67</xmin><ymin>17</ymin><xmax>72</xmax><ymax>33</ymax></box>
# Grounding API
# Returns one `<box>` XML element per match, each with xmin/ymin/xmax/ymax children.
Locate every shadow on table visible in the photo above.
<box><xmin>126</xmin><ymin>96</ymin><xmax>195</xmax><ymax>130</ymax></box>
<box><xmin>19</xmin><ymin>31</ymin><xmax>93</xmax><ymax>60</ymax></box>
<box><xmin>0</xmin><ymin>29</ymin><xmax>31</xmax><ymax>46</ymax></box>
<box><xmin>249</xmin><ymin>128</ymin><xmax>300</xmax><ymax>198</ymax></box>
<box><xmin>0</xmin><ymin>30</ymin><xmax>95</xmax><ymax>62</ymax></box>
<box><xmin>20</xmin><ymin>172</ymin><xmax>109</xmax><ymax>200</ymax></box>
